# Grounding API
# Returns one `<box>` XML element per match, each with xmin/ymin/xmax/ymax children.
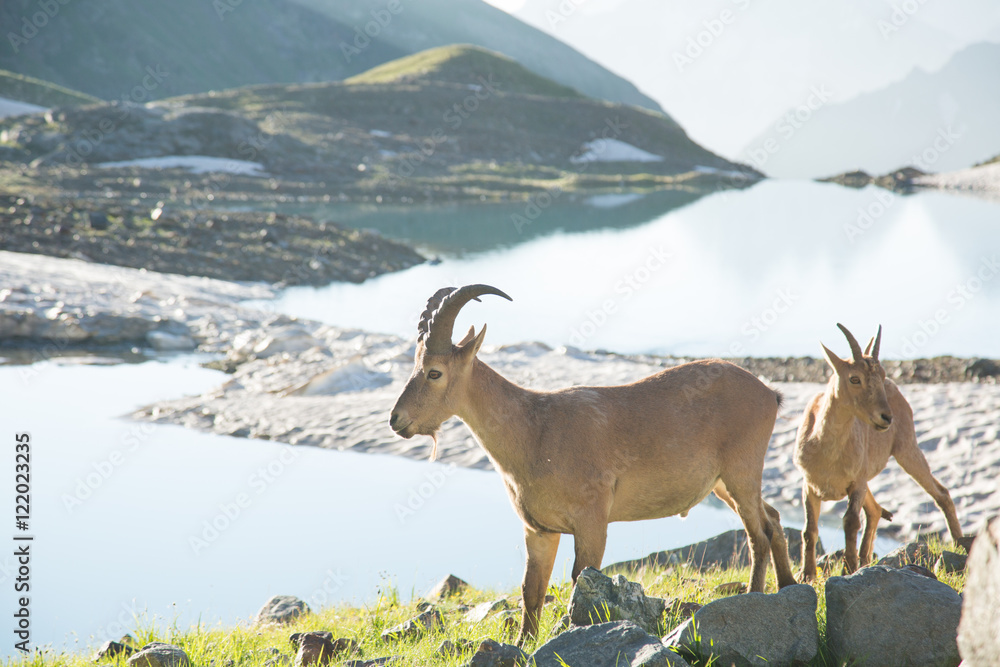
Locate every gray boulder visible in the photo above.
<box><xmin>958</xmin><ymin>516</ymin><xmax>1000</xmax><ymax>666</ymax></box>
<box><xmin>935</xmin><ymin>550</ymin><xmax>968</xmax><ymax>575</ymax></box>
<box><xmin>380</xmin><ymin>609</ymin><xmax>443</xmax><ymax>641</ymax></box>
<box><xmin>95</xmin><ymin>640</ymin><xmax>135</xmax><ymax>661</ymax></box>
<box><xmin>126</xmin><ymin>643</ymin><xmax>190</xmax><ymax>667</ymax></box>
<box><xmin>464</xmin><ymin>639</ymin><xmax>529</xmax><ymax>667</ymax></box>
<box><xmin>532</xmin><ymin>621</ymin><xmax>689</xmax><ymax>667</ymax></box>
<box><xmin>664</xmin><ymin>584</ymin><xmax>817</xmax><ymax>667</ymax></box>
<box><xmin>606</xmin><ymin>527</ymin><xmax>818</xmax><ymax>574</ymax></box>
<box><xmin>425</xmin><ymin>574</ymin><xmax>469</xmax><ymax>600</ymax></box>
<box><xmin>464</xmin><ymin>598</ymin><xmax>511</xmax><ymax>624</ymax></box>
<box><xmin>569</xmin><ymin>567</ymin><xmax>666</xmax><ymax>634</ymax></box>
<box><xmin>876</xmin><ymin>541</ymin><xmax>935</xmax><ymax>568</ymax></box>
<box><xmin>826</xmin><ymin>565</ymin><xmax>961</xmax><ymax>667</ymax></box>
<box><xmin>256</xmin><ymin>595</ymin><xmax>310</xmax><ymax>625</ymax></box>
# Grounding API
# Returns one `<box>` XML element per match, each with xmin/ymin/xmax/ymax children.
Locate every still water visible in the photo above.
<box><xmin>267</xmin><ymin>181</ymin><xmax>1000</xmax><ymax>358</ymax></box>
<box><xmin>0</xmin><ymin>358</ymin><xmax>881</xmax><ymax>653</ymax></box>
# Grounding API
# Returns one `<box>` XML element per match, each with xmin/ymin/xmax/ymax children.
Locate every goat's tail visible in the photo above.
<box><xmin>773</xmin><ymin>388</ymin><xmax>784</xmax><ymax>410</ymax></box>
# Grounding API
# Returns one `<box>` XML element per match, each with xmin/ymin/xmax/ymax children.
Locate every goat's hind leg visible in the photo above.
<box><xmin>893</xmin><ymin>441</ymin><xmax>963</xmax><ymax>543</ymax></box>
<box><xmin>763</xmin><ymin>500</ymin><xmax>797</xmax><ymax>588</ymax></box>
<box><xmin>715</xmin><ymin>480</ymin><xmax>770</xmax><ymax>592</ymax></box>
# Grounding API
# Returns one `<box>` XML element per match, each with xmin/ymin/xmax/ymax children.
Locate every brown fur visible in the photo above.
<box><xmin>794</xmin><ymin>324</ymin><xmax>964</xmax><ymax>580</ymax></box>
<box><xmin>391</xmin><ymin>306</ymin><xmax>797</xmax><ymax>644</ymax></box>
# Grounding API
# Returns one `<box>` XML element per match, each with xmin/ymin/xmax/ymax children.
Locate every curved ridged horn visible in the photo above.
<box><xmin>871</xmin><ymin>324</ymin><xmax>882</xmax><ymax>361</ymax></box>
<box><xmin>837</xmin><ymin>323</ymin><xmax>864</xmax><ymax>362</ymax></box>
<box><xmin>418</xmin><ymin>284</ymin><xmax>512</xmax><ymax>354</ymax></box>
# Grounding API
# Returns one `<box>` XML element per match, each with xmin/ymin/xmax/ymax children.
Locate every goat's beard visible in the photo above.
<box><xmin>428</xmin><ymin>431</ymin><xmax>440</xmax><ymax>462</ymax></box>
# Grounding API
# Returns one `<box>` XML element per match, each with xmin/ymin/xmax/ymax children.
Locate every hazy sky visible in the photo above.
<box><xmin>483</xmin><ymin>0</ymin><xmax>1000</xmax><ymax>159</ymax></box>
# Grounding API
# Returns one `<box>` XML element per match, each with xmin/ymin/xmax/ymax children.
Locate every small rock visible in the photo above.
<box><xmin>826</xmin><ymin>566</ymin><xmax>961</xmax><ymax>667</ymax></box>
<box><xmin>146</xmin><ymin>330</ymin><xmax>197</xmax><ymax>351</ymax></box>
<box><xmin>665</xmin><ymin>599</ymin><xmax>702</xmax><ymax>620</ymax></box>
<box><xmin>958</xmin><ymin>516</ymin><xmax>1000</xmax><ymax>666</ymax></box>
<box><xmin>465</xmin><ymin>639</ymin><xmax>529</xmax><ymax>667</ymax></box>
<box><xmin>256</xmin><ymin>595</ymin><xmax>310</xmax><ymax>625</ymax></box>
<box><xmin>127</xmin><ymin>643</ymin><xmax>190</xmax><ymax>667</ymax></box>
<box><xmin>437</xmin><ymin>639</ymin><xmax>474</xmax><ymax>658</ymax></box>
<box><xmin>293</xmin><ymin>633</ymin><xmax>337</xmax><ymax>667</ymax></box>
<box><xmin>464</xmin><ymin>598</ymin><xmax>510</xmax><ymax>624</ymax></box>
<box><xmin>496</xmin><ymin>609</ymin><xmax>520</xmax><ymax>638</ymax></box>
<box><xmin>533</xmin><ymin>621</ymin><xmax>686</xmax><ymax>667</ymax></box>
<box><xmin>935</xmin><ymin>550</ymin><xmax>967</xmax><ymax>575</ymax></box>
<box><xmin>569</xmin><ymin>567</ymin><xmax>666</xmax><ymax>634</ymax></box>
<box><xmin>877</xmin><ymin>541</ymin><xmax>934</xmax><ymax>569</ymax></box>
<box><xmin>665</xmin><ymin>584</ymin><xmax>818</xmax><ymax>667</ymax></box>
<box><xmin>343</xmin><ymin>659</ymin><xmax>397</xmax><ymax>667</ymax></box>
<box><xmin>605</xmin><ymin>527</ymin><xmax>820</xmax><ymax>573</ymax></box>
<box><xmin>965</xmin><ymin>358</ymin><xmax>1000</xmax><ymax>381</ymax></box>
<box><xmin>95</xmin><ymin>640</ymin><xmax>135</xmax><ymax>661</ymax></box>
<box><xmin>380</xmin><ymin>609</ymin><xmax>443</xmax><ymax>641</ymax></box>
<box><xmin>425</xmin><ymin>574</ymin><xmax>469</xmax><ymax>600</ymax></box>
<box><xmin>88</xmin><ymin>211</ymin><xmax>109</xmax><ymax>230</ymax></box>
<box><xmin>713</xmin><ymin>581</ymin><xmax>747</xmax><ymax>596</ymax></box>
<box><xmin>902</xmin><ymin>563</ymin><xmax>938</xmax><ymax>579</ymax></box>
<box><xmin>289</xmin><ymin>631</ymin><xmax>333</xmax><ymax>646</ymax></box>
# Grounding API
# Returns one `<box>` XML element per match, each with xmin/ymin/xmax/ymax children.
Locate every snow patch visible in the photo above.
<box><xmin>585</xmin><ymin>193</ymin><xmax>646</xmax><ymax>209</ymax></box>
<box><xmin>571</xmin><ymin>139</ymin><xmax>664</xmax><ymax>164</ymax></box>
<box><xmin>96</xmin><ymin>155</ymin><xmax>268</xmax><ymax>177</ymax></box>
<box><xmin>0</xmin><ymin>97</ymin><xmax>46</xmax><ymax>118</ymax></box>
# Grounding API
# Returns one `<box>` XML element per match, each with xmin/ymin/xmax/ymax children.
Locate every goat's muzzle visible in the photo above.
<box><xmin>389</xmin><ymin>411</ymin><xmax>414</xmax><ymax>438</ymax></box>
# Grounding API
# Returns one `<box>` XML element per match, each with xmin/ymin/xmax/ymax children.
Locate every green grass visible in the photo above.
<box><xmin>345</xmin><ymin>44</ymin><xmax>583</xmax><ymax>100</ymax></box>
<box><xmin>6</xmin><ymin>538</ymin><xmax>966</xmax><ymax>667</ymax></box>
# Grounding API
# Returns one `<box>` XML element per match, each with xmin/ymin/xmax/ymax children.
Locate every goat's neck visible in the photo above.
<box><xmin>456</xmin><ymin>359</ymin><xmax>536</xmax><ymax>476</ymax></box>
<box><xmin>809</xmin><ymin>380</ymin><xmax>858</xmax><ymax>451</ymax></box>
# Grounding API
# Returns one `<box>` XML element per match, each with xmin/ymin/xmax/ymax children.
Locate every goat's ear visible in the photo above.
<box><xmin>456</xmin><ymin>323</ymin><xmax>487</xmax><ymax>363</ymax></box>
<box><xmin>456</xmin><ymin>325</ymin><xmax>477</xmax><ymax>347</ymax></box>
<box><xmin>821</xmin><ymin>342</ymin><xmax>849</xmax><ymax>375</ymax></box>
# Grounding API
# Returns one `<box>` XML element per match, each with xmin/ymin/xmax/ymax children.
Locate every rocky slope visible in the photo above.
<box><xmin>0</xmin><ymin>46</ymin><xmax>759</xmax><ymax>205</ymax></box>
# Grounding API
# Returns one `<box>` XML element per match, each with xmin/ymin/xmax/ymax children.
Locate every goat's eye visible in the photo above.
<box><xmin>427</xmin><ymin>370</ymin><xmax>442</xmax><ymax>380</ymax></box>
<box><xmin>849</xmin><ymin>376</ymin><xmax>861</xmax><ymax>385</ymax></box>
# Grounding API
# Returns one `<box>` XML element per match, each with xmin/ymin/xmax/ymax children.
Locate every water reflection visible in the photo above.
<box><xmin>266</xmin><ymin>181</ymin><xmax>1000</xmax><ymax>358</ymax></box>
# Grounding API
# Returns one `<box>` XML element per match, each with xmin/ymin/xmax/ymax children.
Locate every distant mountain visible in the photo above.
<box><xmin>0</xmin><ymin>0</ymin><xmax>661</xmax><ymax>114</ymax></box>
<box><xmin>740</xmin><ymin>42</ymin><xmax>1000</xmax><ymax>178</ymax></box>
<box><xmin>0</xmin><ymin>46</ymin><xmax>754</xmax><ymax>203</ymax></box>
<box><xmin>0</xmin><ymin>70</ymin><xmax>98</xmax><ymax>108</ymax></box>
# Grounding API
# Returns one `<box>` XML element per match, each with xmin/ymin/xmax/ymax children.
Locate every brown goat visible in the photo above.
<box><xmin>794</xmin><ymin>323</ymin><xmax>964</xmax><ymax>580</ymax></box>
<box><xmin>389</xmin><ymin>284</ymin><xmax>797</xmax><ymax>643</ymax></box>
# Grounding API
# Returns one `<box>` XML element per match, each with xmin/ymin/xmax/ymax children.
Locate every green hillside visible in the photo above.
<box><xmin>0</xmin><ymin>70</ymin><xmax>99</xmax><ymax>107</ymax></box>
<box><xmin>347</xmin><ymin>44</ymin><xmax>583</xmax><ymax>99</ymax></box>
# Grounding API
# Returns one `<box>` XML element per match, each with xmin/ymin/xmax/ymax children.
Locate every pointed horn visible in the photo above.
<box><xmin>837</xmin><ymin>323</ymin><xmax>864</xmax><ymax>362</ymax></box>
<box><xmin>420</xmin><ymin>284</ymin><xmax>512</xmax><ymax>354</ymax></box>
<box><xmin>871</xmin><ymin>324</ymin><xmax>882</xmax><ymax>361</ymax></box>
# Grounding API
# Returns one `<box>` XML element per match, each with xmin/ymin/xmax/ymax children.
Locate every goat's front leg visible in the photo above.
<box><xmin>859</xmin><ymin>489</ymin><xmax>888</xmax><ymax>566</ymax></box>
<box><xmin>800</xmin><ymin>486</ymin><xmax>821</xmax><ymax>582</ymax></box>
<box><xmin>517</xmin><ymin>528</ymin><xmax>560</xmax><ymax>646</ymax></box>
<box><xmin>842</xmin><ymin>485</ymin><xmax>866</xmax><ymax>574</ymax></box>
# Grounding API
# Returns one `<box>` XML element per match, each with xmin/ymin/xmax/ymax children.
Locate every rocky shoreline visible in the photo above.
<box><xmin>3</xmin><ymin>249</ymin><xmax>998</xmax><ymax>543</ymax></box>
